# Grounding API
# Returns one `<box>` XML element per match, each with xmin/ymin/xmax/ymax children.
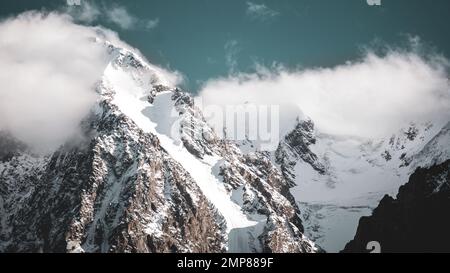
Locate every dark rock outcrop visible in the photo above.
<box><xmin>275</xmin><ymin>118</ymin><xmax>325</xmax><ymax>187</ymax></box>
<box><xmin>0</xmin><ymin>132</ymin><xmax>26</xmax><ymax>163</ymax></box>
<box><xmin>343</xmin><ymin>160</ymin><xmax>450</xmax><ymax>253</ymax></box>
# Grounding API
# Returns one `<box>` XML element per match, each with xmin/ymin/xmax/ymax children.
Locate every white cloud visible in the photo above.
<box><xmin>0</xmin><ymin>11</ymin><xmax>175</xmax><ymax>152</ymax></box>
<box><xmin>0</xmin><ymin>11</ymin><xmax>109</xmax><ymax>152</ymax></box>
<box><xmin>246</xmin><ymin>2</ymin><xmax>279</xmax><ymax>20</ymax></box>
<box><xmin>198</xmin><ymin>49</ymin><xmax>450</xmax><ymax>140</ymax></box>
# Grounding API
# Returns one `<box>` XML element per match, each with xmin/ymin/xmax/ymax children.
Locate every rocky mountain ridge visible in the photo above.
<box><xmin>0</xmin><ymin>39</ymin><xmax>318</xmax><ymax>253</ymax></box>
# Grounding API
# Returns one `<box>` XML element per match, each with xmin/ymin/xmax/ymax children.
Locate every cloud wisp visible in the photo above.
<box><xmin>66</xmin><ymin>1</ymin><xmax>159</xmax><ymax>31</ymax></box>
<box><xmin>144</xmin><ymin>18</ymin><xmax>160</xmax><ymax>30</ymax></box>
<box><xmin>198</xmin><ymin>49</ymin><xmax>450</xmax><ymax>140</ymax></box>
<box><xmin>106</xmin><ymin>5</ymin><xmax>136</xmax><ymax>30</ymax></box>
<box><xmin>224</xmin><ymin>40</ymin><xmax>241</xmax><ymax>74</ymax></box>
<box><xmin>246</xmin><ymin>2</ymin><xmax>280</xmax><ymax>21</ymax></box>
<box><xmin>67</xmin><ymin>0</ymin><xmax>100</xmax><ymax>23</ymax></box>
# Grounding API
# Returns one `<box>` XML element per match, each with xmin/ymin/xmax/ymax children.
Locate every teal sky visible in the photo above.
<box><xmin>1</xmin><ymin>0</ymin><xmax>450</xmax><ymax>92</ymax></box>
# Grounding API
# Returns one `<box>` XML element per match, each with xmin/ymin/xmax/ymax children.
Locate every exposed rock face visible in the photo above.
<box><xmin>0</xmin><ymin>151</ymin><xmax>48</xmax><ymax>248</ymax></box>
<box><xmin>0</xmin><ymin>38</ymin><xmax>318</xmax><ymax>253</ymax></box>
<box><xmin>0</xmin><ymin>132</ymin><xmax>27</xmax><ymax>163</ymax></box>
<box><xmin>219</xmin><ymin>148</ymin><xmax>317</xmax><ymax>253</ymax></box>
<box><xmin>168</xmin><ymin>87</ymin><xmax>318</xmax><ymax>253</ymax></box>
<box><xmin>343</xmin><ymin>160</ymin><xmax>450</xmax><ymax>253</ymax></box>
<box><xmin>275</xmin><ymin>118</ymin><xmax>325</xmax><ymax>187</ymax></box>
<box><xmin>1</xmin><ymin>100</ymin><xmax>226</xmax><ymax>253</ymax></box>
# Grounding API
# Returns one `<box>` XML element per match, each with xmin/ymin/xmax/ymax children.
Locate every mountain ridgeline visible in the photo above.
<box><xmin>1</xmin><ymin>37</ymin><xmax>449</xmax><ymax>253</ymax></box>
<box><xmin>0</xmin><ymin>39</ymin><xmax>318</xmax><ymax>253</ymax></box>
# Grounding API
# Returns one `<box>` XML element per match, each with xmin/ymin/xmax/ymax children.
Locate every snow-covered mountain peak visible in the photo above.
<box><xmin>0</xmin><ymin>40</ymin><xmax>319</xmax><ymax>253</ymax></box>
<box><xmin>97</xmin><ymin>45</ymin><xmax>319</xmax><ymax>252</ymax></box>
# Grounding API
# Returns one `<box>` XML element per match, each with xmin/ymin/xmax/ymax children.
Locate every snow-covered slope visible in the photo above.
<box><xmin>0</xmin><ymin>39</ymin><xmax>318</xmax><ymax>253</ymax></box>
<box><xmin>411</xmin><ymin>122</ymin><xmax>450</xmax><ymax>169</ymax></box>
<box><xmin>102</xmin><ymin>53</ymin><xmax>257</xmax><ymax>251</ymax></box>
<box><xmin>100</xmin><ymin>44</ymin><xmax>318</xmax><ymax>253</ymax></box>
<box><xmin>272</xmin><ymin>118</ymin><xmax>449</xmax><ymax>252</ymax></box>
